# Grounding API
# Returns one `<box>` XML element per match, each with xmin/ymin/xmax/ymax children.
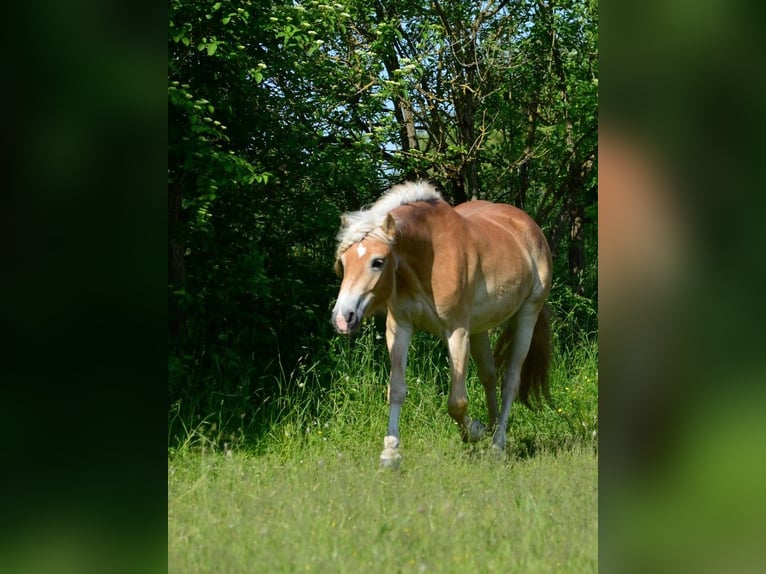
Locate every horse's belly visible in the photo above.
<box><xmin>469</xmin><ymin>292</ymin><xmax>523</xmax><ymax>333</ymax></box>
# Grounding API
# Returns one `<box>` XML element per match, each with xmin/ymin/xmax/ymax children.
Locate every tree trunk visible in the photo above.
<box><xmin>568</xmin><ymin>202</ymin><xmax>585</xmax><ymax>293</ymax></box>
<box><xmin>450</xmin><ymin>177</ymin><xmax>467</xmax><ymax>205</ymax></box>
<box><xmin>518</xmin><ymin>99</ymin><xmax>538</xmax><ymax>210</ymax></box>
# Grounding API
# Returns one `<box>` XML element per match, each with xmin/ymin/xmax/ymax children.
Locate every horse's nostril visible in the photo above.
<box><xmin>335</xmin><ymin>309</ymin><xmax>357</xmax><ymax>333</ymax></box>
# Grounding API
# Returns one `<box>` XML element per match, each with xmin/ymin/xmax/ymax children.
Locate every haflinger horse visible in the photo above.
<box><xmin>331</xmin><ymin>181</ymin><xmax>552</xmax><ymax>466</ymax></box>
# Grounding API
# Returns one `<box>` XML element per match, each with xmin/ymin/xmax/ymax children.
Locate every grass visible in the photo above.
<box><xmin>168</xmin><ymin>323</ymin><xmax>598</xmax><ymax>572</ymax></box>
<box><xmin>169</xmin><ymin>444</ymin><xmax>596</xmax><ymax>573</ymax></box>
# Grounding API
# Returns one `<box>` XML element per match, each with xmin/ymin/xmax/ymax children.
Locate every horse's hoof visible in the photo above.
<box><xmin>380</xmin><ymin>453</ymin><xmax>401</xmax><ymax>469</ymax></box>
<box><xmin>490</xmin><ymin>430</ymin><xmax>506</xmax><ymax>455</ymax></box>
<box><xmin>468</xmin><ymin>420</ymin><xmax>486</xmax><ymax>443</ymax></box>
<box><xmin>380</xmin><ymin>435</ymin><xmax>402</xmax><ymax>468</ymax></box>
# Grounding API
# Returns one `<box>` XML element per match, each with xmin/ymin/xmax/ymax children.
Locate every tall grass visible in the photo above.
<box><xmin>169</xmin><ymin>442</ymin><xmax>597</xmax><ymax>573</ymax></box>
<box><xmin>169</xmin><ymin>319</ymin><xmax>598</xmax><ymax>460</ymax></box>
<box><xmin>169</xmin><ymin>321</ymin><xmax>598</xmax><ymax>572</ymax></box>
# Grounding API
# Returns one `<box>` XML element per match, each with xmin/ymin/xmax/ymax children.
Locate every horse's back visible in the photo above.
<box><xmin>455</xmin><ymin>201</ymin><xmax>539</xmax><ymax>239</ymax></box>
<box><xmin>457</xmin><ymin>200</ymin><xmax>550</xmax><ymax>266</ymax></box>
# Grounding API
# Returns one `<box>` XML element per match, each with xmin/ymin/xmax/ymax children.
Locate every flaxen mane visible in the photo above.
<box><xmin>334</xmin><ymin>181</ymin><xmax>442</xmax><ymax>262</ymax></box>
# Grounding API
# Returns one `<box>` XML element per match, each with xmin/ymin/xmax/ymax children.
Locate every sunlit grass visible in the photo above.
<box><xmin>168</xmin><ymin>322</ymin><xmax>598</xmax><ymax>572</ymax></box>
<box><xmin>169</xmin><ymin>443</ymin><xmax>597</xmax><ymax>573</ymax></box>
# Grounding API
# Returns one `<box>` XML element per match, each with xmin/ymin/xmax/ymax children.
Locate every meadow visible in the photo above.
<box><xmin>168</xmin><ymin>324</ymin><xmax>598</xmax><ymax>573</ymax></box>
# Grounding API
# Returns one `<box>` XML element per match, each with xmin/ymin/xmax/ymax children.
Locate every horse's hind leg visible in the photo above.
<box><xmin>493</xmin><ymin>305</ymin><xmax>539</xmax><ymax>452</ymax></box>
<box><xmin>470</xmin><ymin>332</ymin><xmax>499</xmax><ymax>433</ymax></box>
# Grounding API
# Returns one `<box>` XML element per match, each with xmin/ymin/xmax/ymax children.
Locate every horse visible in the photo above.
<box><xmin>331</xmin><ymin>181</ymin><xmax>552</xmax><ymax>466</ymax></box>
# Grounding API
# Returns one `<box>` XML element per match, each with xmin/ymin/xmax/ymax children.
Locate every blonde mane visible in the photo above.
<box><xmin>335</xmin><ymin>181</ymin><xmax>442</xmax><ymax>260</ymax></box>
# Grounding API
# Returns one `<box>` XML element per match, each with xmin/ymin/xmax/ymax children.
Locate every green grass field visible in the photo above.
<box><xmin>169</xmin><ymin>326</ymin><xmax>598</xmax><ymax>572</ymax></box>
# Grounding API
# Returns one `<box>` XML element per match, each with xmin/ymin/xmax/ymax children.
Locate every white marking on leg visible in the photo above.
<box><xmin>380</xmin><ymin>435</ymin><xmax>401</xmax><ymax>468</ymax></box>
<box><xmin>381</xmin><ymin>316</ymin><xmax>412</xmax><ymax>466</ymax></box>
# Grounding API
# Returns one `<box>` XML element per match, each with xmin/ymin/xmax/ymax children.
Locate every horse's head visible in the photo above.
<box><xmin>332</xmin><ymin>213</ymin><xmax>397</xmax><ymax>335</ymax></box>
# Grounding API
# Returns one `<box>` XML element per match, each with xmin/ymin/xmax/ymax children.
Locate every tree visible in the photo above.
<box><xmin>168</xmin><ymin>0</ymin><xmax>598</xmax><ymax>413</ymax></box>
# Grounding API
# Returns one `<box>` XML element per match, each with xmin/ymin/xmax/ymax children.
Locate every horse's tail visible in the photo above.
<box><xmin>493</xmin><ymin>304</ymin><xmax>553</xmax><ymax>408</ymax></box>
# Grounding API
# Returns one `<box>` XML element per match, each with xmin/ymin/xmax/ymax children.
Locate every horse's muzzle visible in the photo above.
<box><xmin>333</xmin><ymin>309</ymin><xmax>360</xmax><ymax>335</ymax></box>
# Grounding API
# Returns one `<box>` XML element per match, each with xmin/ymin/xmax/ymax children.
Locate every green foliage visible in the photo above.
<box><xmin>168</xmin><ymin>0</ymin><xmax>598</xmax><ymax>426</ymax></box>
<box><xmin>548</xmin><ymin>262</ymin><xmax>598</xmax><ymax>349</ymax></box>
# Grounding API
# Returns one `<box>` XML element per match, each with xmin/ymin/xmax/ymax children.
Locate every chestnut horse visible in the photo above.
<box><xmin>332</xmin><ymin>181</ymin><xmax>552</xmax><ymax>465</ymax></box>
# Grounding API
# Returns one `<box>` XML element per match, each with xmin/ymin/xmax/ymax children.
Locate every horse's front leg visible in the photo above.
<box><xmin>446</xmin><ymin>327</ymin><xmax>484</xmax><ymax>442</ymax></box>
<box><xmin>380</xmin><ymin>314</ymin><xmax>412</xmax><ymax>467</ymax></box>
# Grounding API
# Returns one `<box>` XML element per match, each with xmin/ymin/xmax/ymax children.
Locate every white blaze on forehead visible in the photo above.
<box><xmin>356</xmin><ymin>242</ymin><xmax>367</xmax><ymax>258</ymax></box>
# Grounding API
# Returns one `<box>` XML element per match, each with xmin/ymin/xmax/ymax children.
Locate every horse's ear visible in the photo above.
<box><xmin>340</xmin><ymin>215</ymin><xmax>348</xmax><ymax>227</ymax></box>
<box><xmin>382</xmin><ymin>213</ymin><xmax>397</xmax><ymax>238</ymax></box>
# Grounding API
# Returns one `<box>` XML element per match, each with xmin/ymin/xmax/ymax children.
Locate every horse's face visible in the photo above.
<box><xmin>332</xmin><ymin>236</ymin><xmax>395</xmax><ymax>335</ymax></box>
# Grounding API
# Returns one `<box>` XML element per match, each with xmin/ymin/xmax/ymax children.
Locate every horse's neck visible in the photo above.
<box><xmin>392</xmin><ymin>256</ymin><xmax>424</xmax><ymax>299</ymax></box>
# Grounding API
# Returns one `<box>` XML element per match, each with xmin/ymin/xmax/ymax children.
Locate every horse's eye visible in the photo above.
<box><xmin>371</xmin><ymin>257</ymin><xmax>385</xmax><ymax>270</ymax></box>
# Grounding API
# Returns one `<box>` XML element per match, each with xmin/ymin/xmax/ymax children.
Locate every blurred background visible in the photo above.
<box><xmin>600</xmin><ymin>0</ymin><xmax>766</xmax><ymax>571</ymax></box>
